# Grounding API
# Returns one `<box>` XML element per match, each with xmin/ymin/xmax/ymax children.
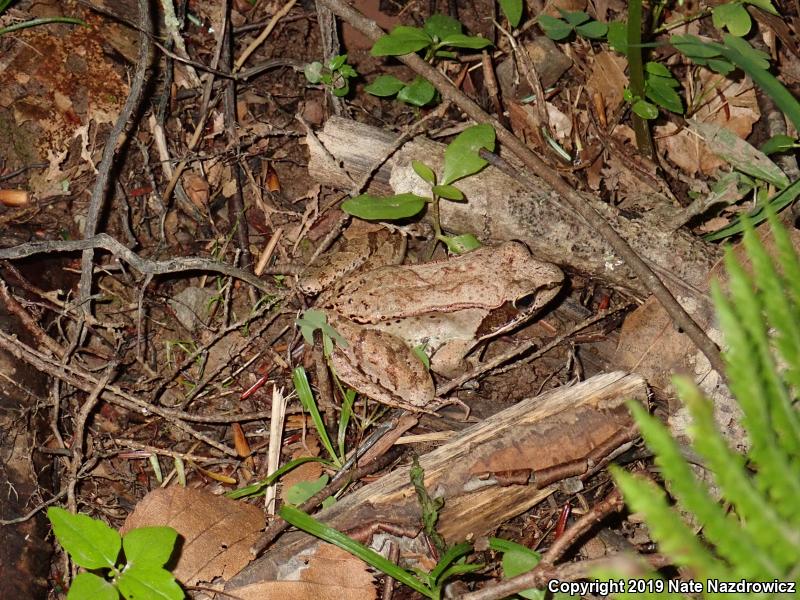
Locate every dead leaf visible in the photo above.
<box><xmin>655</xmin><ymin>67</ymin><xmax>759</xmax><ymax>176</ymax></box>
<box><xmin>227</xmin><ymin>543</ymin><xmax>376</xmax><ymax>600</ymax></box>
<box><xmin>183</xmin><ymin>172</ymin><xmax>210</xmax><ymax>208</ymax></box>
<box><xmin>120</xmin><ymin>487</ymin><xmax>265</xmax><ymax>585</ymax></box>
<box><xmin>586</xmin><ymin>51</ymin><xmax>628</xmax><ymax>117</ymax></box>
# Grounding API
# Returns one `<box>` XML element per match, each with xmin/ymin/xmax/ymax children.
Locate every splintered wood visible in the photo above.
<box><xmin>227</xmin><ymin>371</ymin><xmax>647</xmax><ymax>590</ymax></box>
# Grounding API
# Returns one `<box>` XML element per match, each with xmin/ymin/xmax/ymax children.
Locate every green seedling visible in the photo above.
<box><xmin>498</xmin><ymin>0</ymin><xmax>524</xmax><ymax>27</ymax></box>
<box><xmin>342</xmin><ymin>124</ymin><xmax>495</xmax><ymax>254</ymax></box>
<box><xmin>367</xmin><ymin>14</ymin><xmax>490</xmax><ymax>107</ymax></box>
<box><xmin>623</xmin><ymin>61</ymin><xmax>683</xmax><ymax>120</ymax></box>
<box><xmin>47</xmin><ymin>508</ymin><xmax>182</xmax><ymax>600</ymax></box>
<box><xmin>371</xmin><ymin>14</ymin><xmax>491</xmax><ymax>60</ymax></box>
<box><xmin>538</xmin><ymin>9</ymin><xmax>607</xmax><ymax>41</ymax></box>
<box><xmin>711</xmin><ymin>0</ymin><xmax>778</xmax><ymax>37</ymax></box>
<box><xmin>304</xmin><ymin>54</ymin><xmax>358</xmax><ymax>97</ymax></box>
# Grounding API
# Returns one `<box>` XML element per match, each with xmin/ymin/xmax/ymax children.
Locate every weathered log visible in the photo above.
<box><xmin>307</xmin><ymin>117</ymin><xmax>720</xmax><ymax>299</ymax></box>
<box><xmin>227</xmin><ymin>372</ymin><xmax>647</xmax><ymax>589</ymax></box>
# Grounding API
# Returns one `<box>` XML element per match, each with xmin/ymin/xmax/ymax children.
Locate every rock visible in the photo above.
<box><xmin>496</xmin><ymin>37</ymin><xmax>573</xmax><ymax>100</ymax></box>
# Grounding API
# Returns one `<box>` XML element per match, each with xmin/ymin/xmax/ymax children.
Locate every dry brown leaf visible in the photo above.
<box><xmin>182</xmin><ymin>172</ymin><xmax>210</xmax><ymax>209</ymax></box>
<box><xmin>586</xmin><ymin>51</ymin><xmax>628</xmax><ymax>116</ymax></box>
<box><xmin>227</xmin><ymin>543</ymin><xmax>376</xmax><ymax>600</ymax></box>
<box><xmin>655</xmin><ymin>67</ymin><xmax>759</xmax><ymax>176</ymax></box>
<box><xmin>120</xmin><ymin>487</ymin><xmax>265</xmax><ymax>585</ymax></box>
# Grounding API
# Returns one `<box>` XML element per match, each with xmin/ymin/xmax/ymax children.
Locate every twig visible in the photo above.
<box><xmin>78</xmin><ymin>0</ymin><xmax>151</xmax><ymax>319</ymax></box>
<box><xmin>235</xmin><ymin>0</ymin><xmax>297</xmax><ymax>71</ymax></box>
<box><xmin>457</xmin><ymin>553</ymin><xmax>673</xmax><ymax>600</ymax></box>
<box><xmin>67</xmin><ymin>363</ymin><xmax>118</xmax><ymax>511</ymax></box>
<box><xmin>0</xmin><ymin>234</ymin><xmax>275</xmax><ymax>294</ymax></box>
<box><xmin>316</xmin><ymin>0</ymin><xmax>726</xmax><ymax>378</ymax></box>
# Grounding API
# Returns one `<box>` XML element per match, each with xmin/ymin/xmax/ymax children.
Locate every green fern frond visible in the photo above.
<box><xmin>607</xmin><ymin>216</ymin><xmax>800</xmax><ymax>597</ymax></box>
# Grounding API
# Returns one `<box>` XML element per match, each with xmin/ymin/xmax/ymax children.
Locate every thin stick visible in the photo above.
<box><xmin>235</xmin><ymin>0</ymin><xmax>297</xmax><ymax>71</ymax></box>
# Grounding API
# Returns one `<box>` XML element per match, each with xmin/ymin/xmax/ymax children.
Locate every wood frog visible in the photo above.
<box><xmin>301</xmin><ymin>226</ymin><xmax>564</xmax><ymax>410</ymax></box>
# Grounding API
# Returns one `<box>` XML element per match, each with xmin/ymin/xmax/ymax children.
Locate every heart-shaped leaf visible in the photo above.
<box><xmin>423</xmin><ymin>14</ymin><xmax>462</xmax><ymax>39</ymax></box>
<box><xmin>441</xmin><ymin>123</ymin><xmax>496</xmax><ymax>185</ymax></box>
<box><xmin>499</xmin><ymin>0</ymin><xmax>523</xmax><ymax>27</ymax></box>
<box><xmin>538</xmin><ymin>15</ymin><xmax>573</xmax><ymax>40</ymax></box>
<box><xmin>397</xmin><ymin>76</ymin><xmax>436</xmax><ymax>106</ymax></box>
<box><xmin>576</xmin><ymin>19</ymin><xmax>607</xmax><ymax>38</ymax></box>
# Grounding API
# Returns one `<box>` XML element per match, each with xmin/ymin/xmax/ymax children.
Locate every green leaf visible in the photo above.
<box><xmin>342</xmin><ymin>193</ymin><xmax>427</xmax><ymax>220</ymax></box>
<box><xmin>303</xmin><ymin>61</ymin><xmax>323</xmax><ymax>84</ymax></box>
<box><xmin>429</xmin><ymin>542</ymin><xmax>474</xmax><ymax>584</ymax></box>
<box><xmin>688</xmin><ymin>120</ymin><xmax>790</xmax><ymax>189</ymax></box>
<box><xmin>490</xmin><ymin>538</ymin><xmax>544</xmax><ymax>599</ymax></box>
<box><xmin>396</xmin><ymin>77</ymin><xmax>437</xmax><ymax>106</ymax></box>
<box><xmin>293</xmin><ymin>367</ymin><xmax>339</xmax><ymax>465</ymax></box>
<box><xmin>646</xmin><ymin>77</ymin><xmax>683</xmax><ymax>113</ymax></box>
<box><xmin>440</xmin><ymin>233</ymin><xmax>482</xmax><ymax>254</ymax></box>
<box><xmin>439</xmin><ymin>33</ymin><xmax>492</xmax><ymax>49</ymax></box>
<box><xmin>760</xmin><ymin>134</ymin><xmax>798</xmax><ymax>155</ymax></box>
<box><xmin>411</xmin><ymin>344</ymin><xmax>431</xmax><ymax>368</ymax></box>
<box><xmin>645</xmin><ymin>61</ymin><xmax>671</xmax><ymax>77</ymax></box>
<box><xmin>67</xmin><ymin>572</ymin><xmax>119</xmax><ymax>600</ymax></box>
<box><xmin>724</xmin><ymin>33</ymin><xmax>771</xmax><ymax>69</ymax></box>
<box><xmin>498</xmin><ymin>0</ymin><xmax>523</xmax><ymax>27</ymax></box>
<box><xmin>295</xmin><ymin>309</ymin><xmax>347</xmax><ymax>349</ymax></box>
<box><xmin>364</xmin><ymin>74</ymin><xmax>407</xmax><ymax>97</ymax></box>
<box><xmin>745</xmin><ymin>0</ymin><xmax>779</xmax><ymax>15</ymax></box>
<box><xmin>712</xmin><ymin>2</ymin><xmax>752</xmax><ymax>36</ymax></box>
<box><xmin>285</xmin><ymin>474</ymin><xmax>329</xmax><ymax>505</ymax></box>
<box><xmin>371</xmin><ymin>26</ymin><xmax>432</xmax><ymax>56</ymax></box>
<box><xmin>116</xmin><ymin>564</ymin><xmax>183</xmax><ymax>600</ymax></box>
<box><xmin>48</xmin><ymin>508</ymin><xmax>121</xmax><ymax>570</ymax></box>
<box><xmin>704</xmin><ymin>179</ymin><xmax>800</xmax><ymax>241</ymax></box>
<box><xmin>559</xmin><ymin>9</ymin><xmax>591</xmax><ymax>25</ymax></box>
<box><xmin>670</xmin><ymin>34</ymin><xmax>723</xmax><ymax>58</ymax></box>
<box><xmin>607</xmin><ymin>21</ymin><xmax>627</xmax><ymax>53</ymax></box>
<box><xmin>122</xmin><ymin>527</ymin><xmax>177</xmax><ymax>568</ymax></box>
<box><xmin>226</xmin><ymin>456</ymin><xmax>326</xmax><ymax>499</ymax></box>
<box><xmin>441</xmin><ymin>123</ymin><xmax>496</xmax><ymax>185</ymax></box>
<box><xmin>431</xmin><ymin>184</ymin><xmax>464</xmax><ymax>200</ymax></box>
<box><xmin>707</xmin><ymin>58</ymin><xmax>736</xmax><ymax>74</ymax></box>
<box><xmin>279</xmin><ymin>505</ymin><xmax>433</xmax><ymax>597</ymax></box>
<box><xmin>576</xmin><ymin>19</ymin><xmax>608</xmax><ymax>38</ymax></box>
<box><xmin>423</xmin><ymin>14</ymin><xmax>462</xmax><ymax>39</ymax></box>
<box><xmin>328</xmin><ymin>54</ymin><xmax>347</xmax><ymax>70</ymax></box>
<box><xmin>632</xmin><ymin>98</ymin><xmax>659</xmax><ymax>119</ymax></box>
<box><xmin>412</xmin><ymin>160</ymin><xmax>436</xmax><ymax>184</ymax></box>
<box><xmin>538</xmin><ymin>15</ymin><xmax>573</xmax><ymax>40</ymax></box>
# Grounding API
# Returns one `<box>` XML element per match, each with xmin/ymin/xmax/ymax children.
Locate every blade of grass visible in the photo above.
<box><xmin>293</xmin><ymin>367</ymin><xmax>340</xmax><ymax>466</ymax></box>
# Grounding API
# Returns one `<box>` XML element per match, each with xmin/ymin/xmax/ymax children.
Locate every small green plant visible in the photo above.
<box><xmin>602</xmin><ymin>214</ymin><xmax>800</xmax><ymax>596</ymax></box>
<box><xmin>498</xmin><ymin>0</ymin><xmax>523</xmax><ymax>27</ymax></box>
<box><xmin>280</xmin><ymin>462</ymin><xmax>483</xmax><ymax>599</ymax></box>
<box><xmin>0</xmin><ymin>0</ymin><xmax>85</xmax><ymax>35</ymax></box>
<box><xmin>304</xmin><ymin>54</ymin><xmax>358</xmax><ymax>97</ymax></box>
<box><xmin>47</xmin><ymin>507</ymin><xmax>182</xmax><ymax>600</ymax></box>
<box><xmin>670</xmin><ymin>33</ymin><xmax>800</xmax><ymax>239</ymax></box>
<box><xmin>342</xmin><ymin>123</ymin><xmax>495</xmax><ymax>253</ymax></box>
<box><xmin>711</xmin><ymin>0</ymin><xmax>777</xmax><ymax>37</ymax></box>
<box><xmin>623</xmin><ymin>62</ymin><xmax>683</xmax><ymax>119</ymax></box>
<box><xmin>366</xmin><ymin>14</ymin><xmax>491</xmax><ymax>107</ymax></box>
<box><xmin>538</xmin><ymin>9</ymin><xmax>608</xmax><ymax>41</ymax></box>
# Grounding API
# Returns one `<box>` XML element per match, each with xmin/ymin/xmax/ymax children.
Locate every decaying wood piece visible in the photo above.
<box><xmin>227</xmin><ymin>372</ymin><xmax>647</xmax><ymax>589</ymax></box>
<box><xmin>307</xmin><ymin>117</ymin><xmax>721</xmax><ymax>298</ymax></box>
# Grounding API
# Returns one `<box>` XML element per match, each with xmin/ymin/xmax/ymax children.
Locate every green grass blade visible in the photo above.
<box><xmin>0</xmin><ymin>16</ymin><xmax>85</xmax><ymax>35</ymax></box>
<box><xmin>279</xmin><ymin>505</ymin><xmax>434</xmax><ymax>598</ymax></box>
<box><xmin>293</xmin><ymin>367</ymin><xmax>340</xmax><ymax>466</ymax></box>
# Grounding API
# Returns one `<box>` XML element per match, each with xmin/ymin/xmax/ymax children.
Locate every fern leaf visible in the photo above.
<box><xmin>740</xmin><ymin>225</ymin><xmax>800</xmax><ymax>462</ymax></box>
<box><xmin>716</xmin><ymin>254</ymin><xmax>800</xmax><ymax>507</ymax></box>
<box><xmin>628</xmin><ymin>397</ymin><xmax>781</xmax><ymax>578</ymax></box>
<box><xmin>611</xmin><ymin>466</ymin><xmax>730</xmax><ymax>580</ymax></box>
<box><xmin>676</xmin><ymin>379</ymin><xmax>799</xmax><ymax>572</ymax></box>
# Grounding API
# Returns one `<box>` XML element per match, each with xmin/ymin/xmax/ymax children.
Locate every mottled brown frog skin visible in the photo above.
<box><xmin>303</xmin><ymin>232</ymin><xmax>563</xmax><ymax>410</ymax></box>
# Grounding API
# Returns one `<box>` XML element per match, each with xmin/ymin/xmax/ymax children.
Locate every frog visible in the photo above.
<box><xmin>300</xmin><ymin>225</ymin><xmax>564</xmax><ymax>410</ymax></box>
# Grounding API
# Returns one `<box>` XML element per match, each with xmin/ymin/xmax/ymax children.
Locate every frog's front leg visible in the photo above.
<box><xmin>327</xmin><ymin>316</ymin><xmax>435</xmax><ymax>409</ymax></box>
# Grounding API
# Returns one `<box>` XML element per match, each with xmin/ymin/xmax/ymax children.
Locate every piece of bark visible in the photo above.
<box><xmin>226</xmin><ymin>372</ymin><xmax>646</xmax><ymax>589</ymax></box>
<box><xmin>306</xmin><ymin>117</ymin><xmax>721</xmax><ymax>298</ymax></box>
